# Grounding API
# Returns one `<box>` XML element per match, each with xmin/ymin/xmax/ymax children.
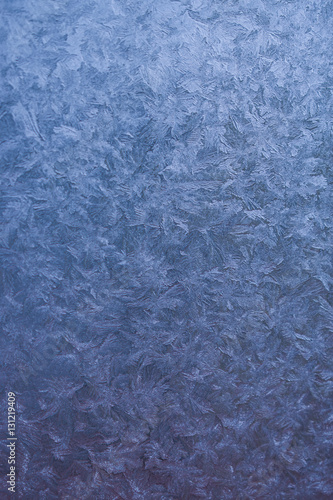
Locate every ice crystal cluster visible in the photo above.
<box><xmin>0</xmin><ymin>0</ymin><xmax>332</xmax><ymax>498</ymax></box>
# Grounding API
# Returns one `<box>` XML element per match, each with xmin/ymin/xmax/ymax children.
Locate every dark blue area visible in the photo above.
<box><xmin>0</xmin><ymin>0</ymin><xmax>332</xmax><ymax>498</ymax></box>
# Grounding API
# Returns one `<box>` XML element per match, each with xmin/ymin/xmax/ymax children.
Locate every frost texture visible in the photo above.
<box><xmin>0</xmin><ymin>0</ymin><xmax>332</xmax><ymax>498</ymax></box>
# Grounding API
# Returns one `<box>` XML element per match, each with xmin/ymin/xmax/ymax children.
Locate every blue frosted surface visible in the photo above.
<box><xmin>0</xmin><ymin>1</ymin><xmax>332</xmax><ymax>498</ymax></box>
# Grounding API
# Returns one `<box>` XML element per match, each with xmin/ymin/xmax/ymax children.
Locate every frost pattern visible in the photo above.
<box><xmin>0</xmin><ymin>0</ymin><xmax>332</xmax><ymax>498</ymax></box>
